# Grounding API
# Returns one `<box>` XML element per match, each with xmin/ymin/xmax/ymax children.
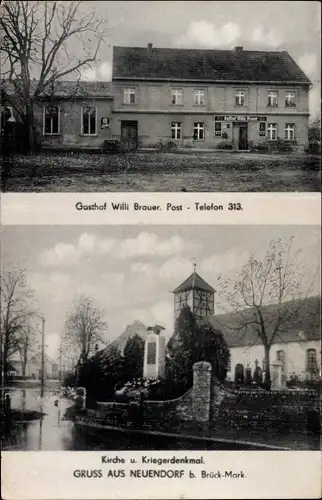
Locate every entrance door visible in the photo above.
<box><xmin>121</xmin><ymin>121</ymin><xmax>138</xmax><ymax>150</ymax></box>
<box><xmin>238</xmin><ymin>124</ymin><xmax>248</xmax><ymax>150</ymax></box>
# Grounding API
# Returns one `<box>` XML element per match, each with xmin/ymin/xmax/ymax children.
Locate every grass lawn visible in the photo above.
<box><xmin>1</xmin><ymin>151</ymin><xmax>321</xmax><ymax>192</ymax></box>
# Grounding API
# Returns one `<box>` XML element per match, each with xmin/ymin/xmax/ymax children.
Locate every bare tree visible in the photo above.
<box><xmin>62</xmin><ymin>295</ymin><xmax>108</xmax><ymax>375</ymax></box>
<box><xmin>217</xmin><ymin>237</ymin><xmax>319</xmax><ymax>389</ymax></box>
<box><xmin>18</xmin><ymin>321</ymin><xmax>40</xmax><ymax>379</ymax></box>
<box><xmin>0</xmin><ymin>0</ymin><xmax>105</xmax><ymax>151</ymax></box>
<box><xmin>0</xmin><ymin>268</ymin><xmax>36</xmax><ymax>383</ymax></box>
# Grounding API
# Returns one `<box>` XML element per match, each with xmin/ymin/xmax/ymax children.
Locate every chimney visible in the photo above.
<box><xmin>234</xmin><ymin>46</ymin><xmax>243</xmax><ymax>53</ymax></box>
<box><xmin>147</xmin><ymin>43</ymin><xmax>153</xmax><ymax>53</ymax></box>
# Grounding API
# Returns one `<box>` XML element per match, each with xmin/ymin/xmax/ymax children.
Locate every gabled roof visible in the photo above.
<box><xmin>2</xmin><ymin>80</ymin><xmax>113</xmax><ymax>99</ymax></box>
<box><xmin>173</xmin><ymin>271</ymin><xmax>215</xmax><ymax>294</ymax></box>
<box><xmin>112</xmin><ymin>46</ymin><xmax>311</xmax><ymax>84</ymax></box>
<box><xmin>108</xmin><ymin>320</ymin><xmax>148</xmax><ymax>353</ymax></box>
<box><xmin>203</xmin><ymin>295</ymin><xmax>321</xmax><ymax>348</ymax></box>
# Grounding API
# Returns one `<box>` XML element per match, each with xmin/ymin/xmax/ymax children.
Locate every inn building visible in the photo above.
<box><xmin>1</xmin><ymin>44</ymin><xmax>311</xmax><ymax>152</ymax></box>
<box><xmin>111</xmin><ymin>44</ymin><xmax>311</xmax><ymax>151</ymax></box>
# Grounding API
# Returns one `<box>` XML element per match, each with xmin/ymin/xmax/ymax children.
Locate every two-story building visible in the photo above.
<box><xmin>111</xmin><ymin>44</ymin><xmax>311</xmax><ymax>150</ymax></box>
<box><xmin>2</xmin><ymin>44</ymin><xmax>312</xmax><ymax>152</ymax></box>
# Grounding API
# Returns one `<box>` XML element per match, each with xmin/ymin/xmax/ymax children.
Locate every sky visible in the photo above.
<box><xmin>72</xmin><ymin>0</ymin><xmax>321</xmax><ymax>121</ymax></box>
<box><xmin>2</xmin><ymin>225</ymin><xmax>320</xmax><ymax>361</ymax></box>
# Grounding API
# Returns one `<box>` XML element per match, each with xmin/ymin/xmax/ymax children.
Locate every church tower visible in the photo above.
<box><xmin>173</xmin><ymin>264</ymin><xmax>215</xmax><ymax>321</ymax></box>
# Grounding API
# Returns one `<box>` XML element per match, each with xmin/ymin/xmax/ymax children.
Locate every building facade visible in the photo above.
<box><xmin>1</xmin><ymin>81</ymin><xmax>113</xmax><ymax>151</ymax></box>
<box><xmin>111</xmin><ymin>44</ymin><xmax>311</xmax><ymax>151</ymax></box>
<box><xmin>1</xmin><ymin>44</ymin><xmax>311</xmax><ymax>151</ymax></box>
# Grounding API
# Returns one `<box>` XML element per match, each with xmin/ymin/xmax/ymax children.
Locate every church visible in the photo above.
<box><xmin>171</xmin><ymin>267</ymin><xmax>321</xmax><ymax>385</ymax></box>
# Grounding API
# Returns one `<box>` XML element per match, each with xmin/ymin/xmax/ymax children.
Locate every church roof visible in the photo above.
<box><xmin>113</xmin><ymin>45</ymin><xmax>311</xmax><ymax>84</ymax></box>
<box><xmin>203</xmin><ymin>295</ymin><xmax>321</xmax><ymax>348</ymax></box>
<box><xmin>173</xmin><ymin>271</ymin><xmax>215</xmax><ymax>294</ymax></box>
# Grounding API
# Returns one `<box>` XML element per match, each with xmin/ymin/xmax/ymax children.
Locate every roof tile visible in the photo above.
<box><xmin>113</xmin><ymin>46</ymin><xmax>311</xmax><ymax>84</ymax></box>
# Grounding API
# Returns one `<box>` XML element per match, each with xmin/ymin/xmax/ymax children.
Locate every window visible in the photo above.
<box><xmin>171</xmin><ymin>89</ymin><xmax>183</xmax><ymax>105</ymax></box>
<box><xmin>194</xmin><ymin>90</ymin><xmax>205</xmax><ymax>106</ymax></box>
<box><xmin>193</xmin><ymin>122</ymin><xmax>204</xmax><ymax>140</ymax></box>
<box><xmin>267</xmin><ymin>91</ymin><xmax>278</xmax><ymax>107</ymax></box>
<box><xmin>235</xmin><ymin>90</ymin><xmax>245</xmax><ymax>106</ymax></box>
<box><xmin>44</xmin><ymin>105</ymin><xmax>59</xmax><ymax>135</ymax></box>
<box><xmin>171</xmin><ymin>121</ymin><xmax>182</xmax><ymax>139</ymax></box>
<box><xmin>285</xmin><ymin>91</ymin><xmax>296</xmax><ymax>107</ymax></box>
<box><xmin>306</xmin><ymin>349</ymin><xmax>317</xmax><ymax>373</ymax></box>
<box><xmin>259</xmin><ymin>122</ymin><xmax>266</xmax><ymax>136</ymax></box>
<box><xmin>227</xmin><ymin>355</ymin><xmax>231</xmax><ymax>372</ymax></box>
<box><xmin>276</xmin><ymin>350</ymin><xmax>286</xmax><ymax>371</ymax></box>
<box><xmin>82</xmin><ymin>106</ymin><xmax>97</xmax><ymax>135</ymax></box>
<box><xmin>215</xmin><ymin>121</ymin><xmax>222</xmax><ymax>137</ymax></box>
<box><xmin>285</xmin><ymin>123</ymin><xmax>295</xmax><ymax>141</ymax></box>
<box><xmin>267</xmin><ymin>123</ymin><xmax>277</xmax><ymax>140</ymax></box>
<box><xmin>123</xmin><ymin>88</ymin><xmax>136</xmax><ymax>104</ymax></box>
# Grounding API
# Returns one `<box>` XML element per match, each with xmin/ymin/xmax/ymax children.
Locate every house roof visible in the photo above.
<box><xmin>173</xmin><ymin>271</ymin><xmax>215</xmax><ymax>294</ymax></box>
<box><xmin>203</xmin><ymin>295</ymin><xmax>321</xmax><ymax>348</ymax></box>
<box><xmin>112</xmin><ymin>45</ymin><xmax>311</xmax><ymax>84</ymax></box>
<box><xmin>108</xmin><ymin>320</ymin><xmax>149</xmax><ymax>353</ymax></box>
<box><xmin>2</xmin><ymin>80</ymin><xmax>113</xmax><ymax>99</ymax></box>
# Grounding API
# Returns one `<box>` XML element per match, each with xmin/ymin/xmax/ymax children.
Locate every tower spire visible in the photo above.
<box><xmin>192</xmin><ymin>257</ymin><xmax>196</xmax><ymax>287</ymax></box>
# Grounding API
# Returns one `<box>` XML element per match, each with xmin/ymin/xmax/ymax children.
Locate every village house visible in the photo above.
<box><xmin>1</xmin><ymin>81</ymin><xmax>113</xmax><ymax>152</ymax></box>
<box><xmin>1</xmin><ymin>44</ymin><xmax>312</xmax><ymax>152</ymax></box>
<box><xmin>111</xmin><ymin>44</ymin><xmax>311</xmax><ymax>151</ymax></box>
<box><xmin>8</xmin><ymin>351</ymin><xmax>59</xmax><ymax>380</ymax></box>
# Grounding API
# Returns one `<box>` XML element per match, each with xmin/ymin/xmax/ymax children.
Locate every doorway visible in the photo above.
<box><xmin>238</xmin><ymin>124</ymin><xmax>248</xmax><ymax>150</ymax></box>
<box><xmin>121</xmin><ymin>121</ymin><xmax>138</xmax><ymax>150</ymax></box>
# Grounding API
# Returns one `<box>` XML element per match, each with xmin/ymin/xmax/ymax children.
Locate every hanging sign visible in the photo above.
<box><xmin>215</xmin><ymin>115</ymin><xmax>267</xmax><ymax>122</ymax></box>
<box><xmin>101</xmin><ymin>117</ymin><xmax>110</xmax><ymax>129</ymax></box>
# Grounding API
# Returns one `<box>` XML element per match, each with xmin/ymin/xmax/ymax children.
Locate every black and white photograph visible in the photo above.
<box><xmin>0</xmin><ymin>0</ymin><xmax>321</xmax><ymax>192</ymax></box>
<box><xmin>1</xmin><ymin>225</ymin><xmax>320</xmax><ymax>452</ymax></box>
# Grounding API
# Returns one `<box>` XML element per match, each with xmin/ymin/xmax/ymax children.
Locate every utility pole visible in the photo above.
<box><xmin>40</xmin><ymin>317</ymin><xmax>45</xmax><ymax>398</ymax></box>
<box><xmin>59</xmin><ymin>346</ymin><xmax>62</xmax><ymax>384</ymax></box>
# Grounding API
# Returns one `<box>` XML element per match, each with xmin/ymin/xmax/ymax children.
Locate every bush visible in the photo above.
<box><xmin>216</xmin><ymin>141</ymin><xmax>233</xmax><ymax>150</ymax></box>
<box><xmin>251</xmin><ymin>142</ymin><xmax>269</xmax><ymax>152</ymax></box>
<box><xmin>306</xmin><ymin>140</ymin><xmax>321</xmax><ymax>155</ymax></box>
<box><xmin>269</xmin><ymin>138</ymin><xmax>297</xmax><ymax>153</ymax></box>
<box><xmin>286</xmin><ymin>373</ymin><xmax>321</xmax><ymax>392</ymax></box>
<box><xmin>63</xmin><ymin>371</ymin><xmax>77</xmax><ymax>387</ymax></box>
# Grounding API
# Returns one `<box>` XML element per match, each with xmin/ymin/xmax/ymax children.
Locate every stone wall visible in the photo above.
<box><xmin>96</xmin><ymin>361</ymin><xmax>320</xmax><ymax>434</ymax></box>
<box><xmin>211</xmin><ymin>384</ymin><xmax>320</xmax><ymax>433</ymax></box>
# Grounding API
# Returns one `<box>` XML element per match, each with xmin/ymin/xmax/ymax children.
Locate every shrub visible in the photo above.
<box><xmin>269</xmin><ymin>138</ymin><xmax>297</xmax><ymax>153</ymax></box>
<box><xmin>307</xmin><ymin>140</ymin><xmax>321</xmax><ymax>155</ymax></box>
<box><xmin>286</xmin><ymin>373</ymin><xmax>321</xmax><ymax>392</ymax></box>
<box><xmin>63</xmin><ymin>371</ymin><xmax>77</xmax><ymax>387</ymax></box>
<box><xmin>216</xmin><ymin>141</ymin><xmax>233</xmax><ymax>150</ymax></box>
<box><xmin>251</xmin><ymin>142</ymin><xmax>269</xmax><ymax>152</ymax></box>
